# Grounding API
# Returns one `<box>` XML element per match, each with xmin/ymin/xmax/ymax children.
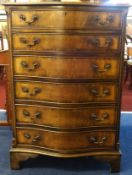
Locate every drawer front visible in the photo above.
<box><xmin>17</xmin><ymin>128</ymin><xmax>116</xmax><ymax>150</ymax></box>
<box><xmin>12</xmin><ymin>10</ymin><xmax>122</xmax><ymax>30</ymax></box>
<box><xmin>15</xmin><ymin>81</ymin><xmax>117</xmax><ymax>103</ymax></box>
<box><xmin>16</xmin><ymin>105</ymin><xmax>117</xmax><ymax>128</ymax></box>
<box><xmin>13</xmin><ymin>56</ymin><xmax>120</xmax><ymax>80</ymax></box>
<box><xmin>13</xmin><ymin>34</ymin><xmax>120</xmax><ymax>53</ymax></box>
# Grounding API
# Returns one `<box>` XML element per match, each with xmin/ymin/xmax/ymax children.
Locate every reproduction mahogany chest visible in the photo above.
<box><xmin>4</xmin><ymin>1</ymin><xmax>128</xmax><ymax>172</ymax></box>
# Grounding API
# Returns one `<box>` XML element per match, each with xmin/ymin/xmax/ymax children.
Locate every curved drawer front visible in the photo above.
<box><xmin>12</xmin><ymin>34</ymin><xmax>120</xmax><ymax>53</ymax></box>
<box><xmin>17</xmin><ymin>128</ymin><xmax>116</xmax><ymax>150</ymax></box>
<box><xmin>16</xmin><ymin>105</ymin><xmax>117</xmax><ymax>128</ymax></box>
<box><xmin>13</xmin><ymin>56</ymin><xmax>119</xmax><ymax>80</ymax></box>
<box><xmin>12</xmin><ymin>10</ymin><xmax>122</xmax><ymax>30</ymax></box>
<box><xmin>15</xmin><ymin>81</ymin><xmax>117</xmax><ymax>103</ymax></box>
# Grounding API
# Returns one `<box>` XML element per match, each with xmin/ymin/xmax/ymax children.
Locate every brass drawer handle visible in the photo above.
<box><xmin>32</xmin><ymin>135</ymin><xmax>41</xmax><ymax>143</ymax></box>
<box><xmin>24</xmin><ymin>133</ymin><xmax>31</xmax><ymax>139</ymax></box>
<box><xmin>90</xmin><ymin>88</ymin><xmax>110</xmax><ymax>97</ymax></box>
<box><xmin>34</xmin><ymin>111</ymin><xmax>41</xmax><ymax>119</ymax></box>
<box><xmin>24</xmin><ymin>133</ymin><xmax>41</xmax><ymax>143</ymax></box>
<box><xmin>23</xmin><ymin>109</ymin><xmax>30</xmax><ymax>117</ymax></box>
<box><xmin>21</xmin><ymin>87</ymin><xmax>41</xmax><ymax>96</ymax></box>
<box><xmin>30</xmin><ymin>87</ymin><xmax>41</xmax><ymax>96</ymax></box>
<box><xmin>23</xmin><ymin>109</ymin><xmax>41</xmax><ymax>120</ymax></box>
<box><xmin>20</xmin><ymin>37</ymin><xmax>40</xmax><ymax>47</ymax></box>
<box><xmin>103</xmin><ymin>89</ymin><xmax>110</xmax><ymax>96</ymax></box>
<box><xmin>91</xmin><ymin>15</ymin><xmax>114</xmax><ymax>26</ymax></box>
<box><xmin>21</xmin><ymin>86</ymin><xmax>29</xmax><ymax>93</ymax></box>
<box><xmin>92</xmin><ymin>63</ymin><xmax>111</xmax><ymax>73</ymax></box>
<box><xmin>89</xmin><ymin>136</ymin><xmax>107</xmax><ymax>144</ymax></box>
<box><xmin>19</xmin><ymin>14</ymin><xmax>38</xmax><ymax>25</ymax></box>
<box><xmin>89</xmin><ymin>38</ymin><xmax>113</xmax><ymax>49</ymax></box>
<box><xmin>21</xmin><ymin>61</ymin><xmax>40</xmax><ymax>71</ymax></box>
<box><xmin>90</xmin><ymin>112</ymin><xmax>109</xmax><ymax>121</ymax></box>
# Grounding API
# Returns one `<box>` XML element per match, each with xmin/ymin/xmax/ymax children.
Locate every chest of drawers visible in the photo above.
<box><xmin>4</xmin><ymin>2</ymin><xmax>128</xmax><ymax>172</ymax></box>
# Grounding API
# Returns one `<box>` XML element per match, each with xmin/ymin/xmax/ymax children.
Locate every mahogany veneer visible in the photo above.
<box><xmin>4</xmin><ymin>2</ymin><xmax>128</xmax><ymax>172</ymax></box>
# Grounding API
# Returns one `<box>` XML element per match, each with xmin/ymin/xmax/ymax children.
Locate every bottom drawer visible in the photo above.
<box><xmin>17</xmin><ymin>127</ymin><xmax>116</xmax><ymax>151</ymax></box>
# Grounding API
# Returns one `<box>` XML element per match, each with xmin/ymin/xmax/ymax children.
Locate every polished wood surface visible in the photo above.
<box><xmin>15</xmin><ymin>81</ymin><xmax>117</xmax><ymax>103</ymax></box>
<box><xmin>13</xmin><ymin>34</ymin><xmax>120</xmax><ymax>52</ymax></box>
<box><xmin>13</xmin><ymin>56</ymin><xmax>119</xmax><ymax>79</ymax></box>
<box><xmin>12</xmin><ymin>10</ymin><xmax>122</xmax><ymax>30</ymax></box>
<box><xmin>17</xmin><ymin>127</ymin><xmax>116</xmax><ymax>150</ymax></box>
<box><xmin>15</xmin><ymin>105</ymin><xmax>117</xmax><ymax>128</ymax></box>
<box><xmin>4</xmin><ymin>2</ymin><xmax>128</xmax><ymax>172</ymax></box>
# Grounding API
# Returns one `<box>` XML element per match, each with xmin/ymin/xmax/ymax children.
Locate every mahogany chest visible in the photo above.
<box><xmin>4</xmin><ymin>2</ymin><xmax>128</xmax><ymax>172</ymax></box>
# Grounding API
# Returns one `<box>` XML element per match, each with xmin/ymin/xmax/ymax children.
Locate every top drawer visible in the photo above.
<box><xmin>11</xmin><ymin>10</ymin><xmax>122</xmax><ymax>30</ymax></box>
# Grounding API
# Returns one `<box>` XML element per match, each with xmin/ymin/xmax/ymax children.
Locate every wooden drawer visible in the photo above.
<box><xmin>15</xmin><ymin>104</ymin><xmax>117</xmax><ymax>128</ymax></box>
<box><xmin>15</xmin><ymin>81</ymin><xmax>117</xmax><ymax>103</ymax></box>
<box><xmin>12</xmin><ymin>33</ymin><xmax>120</xmax><ymax>53</ymax></box>
<box><xmin>12</xmin><ymin>9</ymin><xmax>122</xmax><ymax>30</ymax></box>
<box><xmin>13</xmin><ymin>56</ymin><xmax>120</xmax><ymax>80</ymax></box>
<box><xmin>17</xmin><ymin>127</ymin><xmax>116</xmax><ymax>151</ymax></box>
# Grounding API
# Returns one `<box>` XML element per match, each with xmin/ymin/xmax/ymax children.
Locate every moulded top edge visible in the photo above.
<box><xmin>2</xmin><ymin>1</ymin><xmax>130</xmax><ymax>8</ymax></box>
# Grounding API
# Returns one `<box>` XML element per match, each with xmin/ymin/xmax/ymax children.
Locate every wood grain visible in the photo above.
<box><xmin>15</xmin><ymin>81</ymin><xmax>117</xmax><ymax>103</ymax></box>
<box><xmin>15</xmin><ymin>104</ymin><xmax>117</xmax><ymax>128</ymax></box>
<box><xmin>12</xmin><ymin>33</ymin><xmax>120</xmax><ymax>52</ymax></box>
<box><xmin>12</xmin><ymin>10</ymin><xmax>122</xmax><ymax>30</ymax></box>
<box><xmin>13</xmin><ymin>56</ymin><xmax>120</xmax><ymax>80</ymax></box>
<box><xmin>17</xmin><ymin>127</ymin><xmax>116</xmax><ymax>150</ymax></box>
